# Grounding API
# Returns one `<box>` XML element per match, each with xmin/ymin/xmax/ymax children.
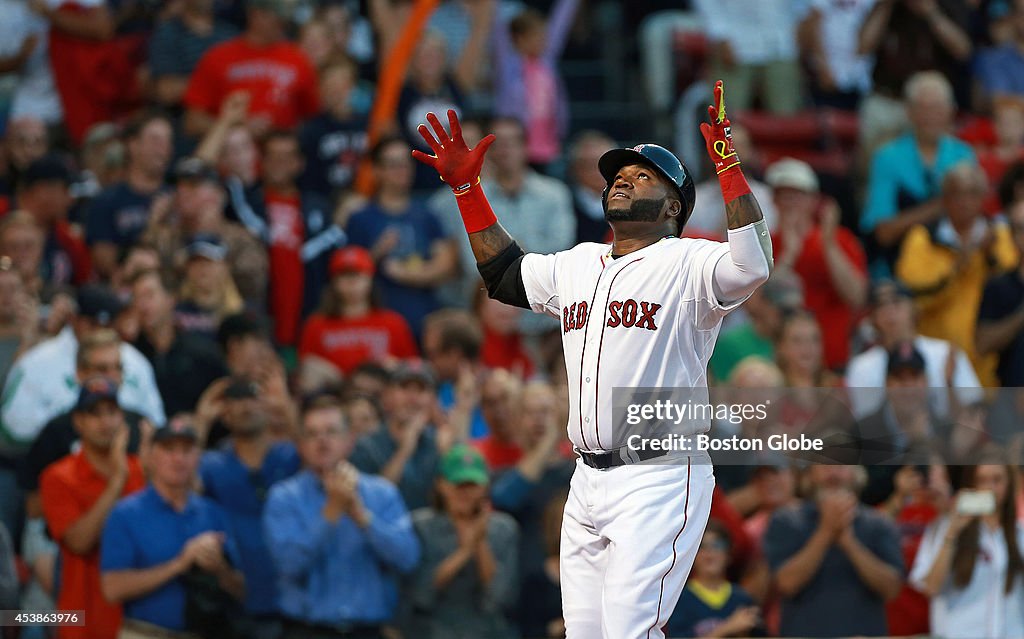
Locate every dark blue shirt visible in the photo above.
<box><xmin>666</xmin><ymin>582</ymin><xmax>757</xmax><ymax>638</ymax></box>
<box><xmin>298</xmin><ymin>113</ymin><xmax>368</xmax><ymax>198</ymax></box>
<box><xmin>100</xmin><ymin>486</ymin><xmax>241</xmax><ymax>631</ymax></box>
<box><xmin>199</xmin><ymin>440</ymin><xmax>301</xmax><ymax>615</ymax></box>
<box><xmin>345</xmin><ymin>202</ymin><xmax>448</xmax><ymax>337</ymax></box>
<box><xmin>262</xmin><ymin>470</ymin><xmax>420</xmax><ymax>625</ymax></box>
<box><xmin>975</xmin><ymin>44</ymin><xmax>1024</xmax><ymax>98</ymax></box>
<box><xmin>148</xmin><ymin>16</ymin><xmax>237</xmax><ymax>79</ymax></box>
<box><xmin>86</xmin><ymin>182</ymin><xmax>166</xmax><ymax>249</ymax></box>
<box><xmin>978</xmin><ymin>269</ymin><xmax>1024</xmax><ymax>386</ymax></box>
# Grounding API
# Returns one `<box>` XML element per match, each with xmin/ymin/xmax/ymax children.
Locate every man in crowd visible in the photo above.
<box><xmin>861</xmin><ymin>72</ymin><xmax>976</xmax><ymax>276</ymax></box>
<box><xmin>147</xmin><ymin>0</ymin><xmax>238</xmax><ymax>110</ymax></box>
<box><xmin>473</xmin><ymin>369</ymin><xmax>523</xmax><ymax>471</ymax></box>
<box><xmin>264</xmin><ymin>395</ymin><xmax>419</xmax><ymax>638</ymax></box>
<box><xmin>566</xmin><ymin>130</ymin><xmax>616</xmax><ymax>244</ymax></box>
<box><xmin>231</xmin><ymin>130</ymin><xmax>341</xmax><ymax>347</ymax></box>
<box><xmin>852</xmin><ymin>342</ymin><xmax>944</xmax><ymax>504</ymax></box>
<box><xmin>350</xmin><ymin>362</ymin><xmax>443</xmax><ymax>511</ymax></box>
<box><xmin>131</xmin><ymin>268</ymin><xmax>228</xmax><ymax>417</ymax></box>
<box><xmin>421</xmin><ymin>309</ymin><xmax>486</xmax><ymax>438</ymax></box>
<box><xmin>200</xmin><ymin>376</ymin><xmax>300</xmax><ymax>638</ymax></box>
<box><xmin>846</xmin><ymin>278</ymin><xmax>982</xmax><ymax>419</ymax></box>
<box><xmin>1</xmin><ymin>286</ymin><xmax>164</xmax><ymax>450</ymax></box>
<box><xmin>40</xmin><ymin>377</ymin><xmax>147</xmax><ymax>639</ymax></box>
<box><xmin>184</xmin><ymin>0</ymin><xmax>319</xmax><ymax>138</ymax></box>
<box><xmin>142</xmin><ymin>157</ymin><xmax>268</xmax><ymax>307</ymax></box>
<box><xmin>764</xmin><ymin>465</ymin><xmax>903</xmax><ymax>637</ymax></box>
<box><xmin>18</xmin><ymin>330</ymin><xmax>150</xmax><ymax>516</ymax></box>
<box><xmin>976</xmin><ymin>200</ymin><xmax>1024</xmax><ymax>386</ymax></box>
<box><xmin>299</xmin><ymin>56</ymin><xmax>368</xmax><ymax>199</ymax></box>
<box><xmin>896</xmin><ymin>162</ymin><xmax>1018</xmax><ymax>385</ymax></box>
<box><xmin>16</xmin><ymin>155</ymin><xmax>92</xmax><ymax>286</ymax></box>
<box><xmin>100</xmin><ymin>419</ymin><xmax>245</xmax><ymax>637</ymax></box>
<box><xmin>768</xmin><ymin>157</ymin><xmax>867</xmax><ymax>369</ymax></box>
<box><xmin>86</xmin><ymin>113</ymin><xmax>173</xmax><ymax>281</ymax></box>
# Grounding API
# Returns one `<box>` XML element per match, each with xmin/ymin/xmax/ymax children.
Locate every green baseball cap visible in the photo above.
<box><xmin>248</xmin><ymin>0</ymin><xmax>294</xmax><ymax>19</ymax></box>
<box><xmin>441</xmin><ymin>444</ymin><xmax>489</xmax><ymax>486</ymax></box>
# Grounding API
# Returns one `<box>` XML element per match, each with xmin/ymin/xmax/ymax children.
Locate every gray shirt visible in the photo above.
<box><xmin>429</xmin><ymin>171</ymin><xmax>575</xmax><ymax>323</ymax></box>
<box><xmin>349</xmin><ymin>426</ymin><xmax>440</xmax><ymax>511</ymax></box>
<box><xmin>405</xmin><ymin>508</ymin><xmax>519</xmax><ymax>639</ymax></box>
<box><xmin>764</xmin><ymin>500</ymin><xmax>904</xmax><ymax>637</ymax></box>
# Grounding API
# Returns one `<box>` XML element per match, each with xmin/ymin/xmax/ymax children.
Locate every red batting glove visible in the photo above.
<box><xmin>412</xmin><ymin>110</ymin><xmax>498</xmax><ymax>233</ymax></box>
<box><xmin>412</xmin><ymin>110</ymin><xmax>496</xmax><ymax>194</ymax></box>
<box><xmin>699</xmin><ymin>80</ymin><xmax>750</xmax><ymax>204</ymax></box>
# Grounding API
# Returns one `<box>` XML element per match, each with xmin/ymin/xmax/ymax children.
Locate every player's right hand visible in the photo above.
<box><xmin>412</xmin><ymin>110</ymin><xmax>496</xmax><ymax>194</ymax></box>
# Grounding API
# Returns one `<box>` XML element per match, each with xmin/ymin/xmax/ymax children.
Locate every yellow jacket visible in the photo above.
<box><xmin>895</xmin><ymin>220</ymin><xmax>1018</xmax><ymax>386</ymax></box>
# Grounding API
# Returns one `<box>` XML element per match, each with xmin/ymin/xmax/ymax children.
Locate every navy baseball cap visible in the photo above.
<box><xmin>22</xmin><ymin>155</ymin><xmax>73</xmax><ymax>188</ymax></box>
<box><xmin>869</xmin><ymin>278</ymin><xmax>913</xmax><ymax>307</ymax></box>
<box><xmin>77</xmin><ymin>285</ymin><xmax>126</xmax><ymax>326</ymax></box>
<box><xmin>74</xmin><ymin>376</ymin><xmax>120</xmax><ymax>413</ymax></box>
<box><xmin>391</xmin><ymin>360</ymin><xmax>436</xmax><ymax>388</ymax></box>
<box><xmin>173</xmin><ymin>157</ymin><xmax>220</xmax><ymax>185</ymax></box>
<box><xmin>185</xmin><ymin>234</ymin><xmax>227</xmax><ymax>261</ymax></box>
<box><xmin>152</xmin><ymin>416</ymin><xmax>199</xmax><ymax>444</ymax></box>
<box><xmin>887</xmin><ymin>341</ymin><xmax>926</xmax><ymax>375</ymax></box>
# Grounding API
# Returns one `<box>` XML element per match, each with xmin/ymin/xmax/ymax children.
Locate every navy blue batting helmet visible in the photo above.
<box><xmin>599</xmin><ymin>144</ymin><xmax>696</xmax><ymax>235</ymax></box>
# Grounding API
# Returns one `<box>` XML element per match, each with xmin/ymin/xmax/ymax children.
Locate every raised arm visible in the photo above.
<box><xmin>413</xmin><ymin>110</ymin><xmax>532</xmax><ymax>309</ymax></box>
<box><xmin>699</xmin><ymin>81</ymin><xmax>773</xmax><ymax>304</ymax></box>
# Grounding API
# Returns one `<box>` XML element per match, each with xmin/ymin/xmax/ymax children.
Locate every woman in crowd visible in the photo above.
<box><xmin>910</xmin><ymin>450</ymin><xmax>1024</xmax><ymax>638</ymax></box>
<box><xmin>176</xmin><ymin>236</ymin><xmax>244</xmax><ymax>339</ymax></box>
<box><xmin>298</xmin><ymin>245</ymin><xmax>418</xmax><ymax>376</ymax></box>
<box><xmin>406</xmin><ymin>444</ymin><xmax>519</xmax><ymax>639</ymax></box>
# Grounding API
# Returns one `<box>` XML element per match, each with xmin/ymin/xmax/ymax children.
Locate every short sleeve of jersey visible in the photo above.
<box><xmin>681</xmin><ymin>239</ymin><xmax>746</xmax><ymax>330</ymax></box>
<box><xmin>520</xmin><ymin>252</ymin><xmax>560</xmax><ymax>318</ymax></box>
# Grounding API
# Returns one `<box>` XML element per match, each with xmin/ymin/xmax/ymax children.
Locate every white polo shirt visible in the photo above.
<box><xmin>910</xmin><ymin>516</ymin><xmax>1024</xmax><ymax>639</ymax></box>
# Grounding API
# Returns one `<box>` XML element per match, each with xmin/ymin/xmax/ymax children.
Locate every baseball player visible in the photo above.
<box><xmin>413</xmin><ymin>80</ymin><xmax>773</xmax><ymax>639</ymax></box>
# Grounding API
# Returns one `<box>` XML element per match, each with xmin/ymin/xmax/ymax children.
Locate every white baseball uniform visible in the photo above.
<box><xmin>519</xmin><ymin>235</ymin><xmax>750</xmax><ymax>639</ymax></box>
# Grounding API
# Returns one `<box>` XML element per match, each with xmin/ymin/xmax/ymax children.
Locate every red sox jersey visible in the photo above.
<box><xmin>521</xmin><ymin>237</ymin><xmax>745</xmax><ymax>451</ymax></box>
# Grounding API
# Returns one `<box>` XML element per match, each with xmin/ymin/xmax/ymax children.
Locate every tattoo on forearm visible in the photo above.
<box><xmin>469</xmin><ymin>224</ymin><xmax>515</xmax><ymax>263</ymax></box>
<box><xmin>725</xmin><ymin>193</ymin><xmax>765</xmax><ymax>230</ymax></box>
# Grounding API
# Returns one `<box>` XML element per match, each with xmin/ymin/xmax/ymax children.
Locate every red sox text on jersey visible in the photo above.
<box><xmin>562</xmin><ymin>300</ymin><xmax>663</xmax><ymax>333</ymax></box>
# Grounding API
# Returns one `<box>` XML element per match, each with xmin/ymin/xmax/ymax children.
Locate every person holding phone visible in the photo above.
<box><xmin>909</xmin><ymin>451</ymin><xmax>1024</xmax><ymax>638</ymax></box>
<box><xmin>404</xmin><ymin>444</ymin><xmax>520</xmax><ymax>639</ymax></box>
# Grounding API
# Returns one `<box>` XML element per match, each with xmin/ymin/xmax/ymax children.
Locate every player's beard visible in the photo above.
<box><xmin>604</xmin><ymin>197</ymin><xmax>664</xmax><ymax>223</ymax></box>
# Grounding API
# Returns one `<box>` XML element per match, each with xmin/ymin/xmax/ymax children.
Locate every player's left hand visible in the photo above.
<box><xmin>699</xmin><ymin>80</ymin><xmax>741</xmax><ymax>175</ymax></box>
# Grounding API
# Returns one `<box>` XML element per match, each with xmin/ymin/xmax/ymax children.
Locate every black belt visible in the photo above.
<box><xmin>578</xmin><ymin>445</ymin><xmax>670</xmax><ymax>469</ymax></box>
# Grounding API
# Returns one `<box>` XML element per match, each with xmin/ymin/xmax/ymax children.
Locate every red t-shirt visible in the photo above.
<box><xmin>772</xmin><ymin>226</ymin><xmax>867</xmax><ymax>369</ymax></box>
<box><xmin>474</xmin><ymin>436</ymin><xmax>523</xmax><ymax>471</ymax></box>
<box><xmin>299</xmin><ymin>310</ymin><xmax>418</xmax><ymax>375</ymax></box>
<box><xmin>184</xmin><ymin>37</ymin><xmax>319</xmax><ymax>129</ymax></box>
<box><xmin>53</xmin><ymin>221</ymin><xmax>93</xmax><ymax>285</ymax></box>
<box><xmin>480</xmin><ymin>327</ymin><xmax>534</xmax><ymax>379</ymax></box>
<box><xmin>40</xmin><ymin>452</ymin><xmax>146</xmax><ymax>639</ymax></box>
<box><xmin>886</xmin><ymin>501</ymin><xmax>939</xmax><ymax>636</ymax></box>
<box><xmin>265</xmin><ymin>191</ymin><xmax>305</xmax><ymax>346</ymax></box>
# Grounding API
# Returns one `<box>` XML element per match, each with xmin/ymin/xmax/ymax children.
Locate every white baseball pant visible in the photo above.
<box><xmin>560</xmin><ymin>455</ymin><xmax>715</xmax><ymax>639</ymax></box>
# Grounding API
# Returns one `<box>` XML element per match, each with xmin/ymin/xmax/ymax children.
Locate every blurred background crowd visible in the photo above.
<box><xmin>0</xmin><ymin>0</ymin><xmax>1022</xmax><ymax>637</ymax></box>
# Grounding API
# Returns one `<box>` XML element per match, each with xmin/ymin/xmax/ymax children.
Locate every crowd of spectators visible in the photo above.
<box><xmin>0</xmin><ymin>0</ymin><xmax>1022</xmax><ymax>638</ymax></box>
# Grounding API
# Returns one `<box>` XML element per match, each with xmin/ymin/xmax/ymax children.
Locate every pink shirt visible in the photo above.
<box><xmin>523</xmin><ymin>58</ymin><xmax>560</xmax><ymax>164</ymax></box>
